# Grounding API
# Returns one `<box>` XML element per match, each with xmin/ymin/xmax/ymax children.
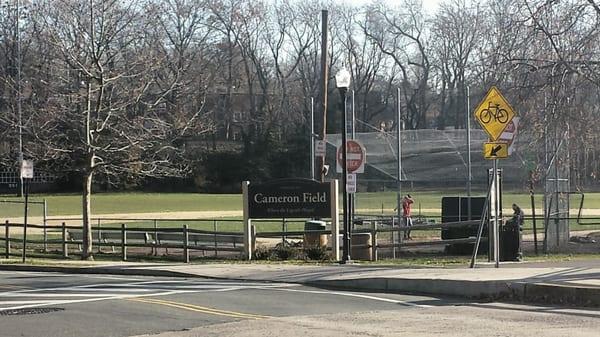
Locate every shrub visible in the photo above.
<box><xmin>253</xmin><ymin>245</ymin><xmax>272</xmax><ymax>260</ymax></box>
<box><xmin>304</xmin><ymin>245</ymin><xmax>330</xmax><ymax>261</ymax></box>
<box><xmin>274</xmin><ymin>243</ymin><xmax>298</xmax><ymax>260</ymax></box>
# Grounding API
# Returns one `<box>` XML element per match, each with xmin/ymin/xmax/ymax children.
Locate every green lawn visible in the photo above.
<box><xmin>1</xmin><ymin>190</ymin><xmax>599</xmax><ymax>227</ymax></box>
<box><xmin>2</xmin><ymin>193</ymin><xmax>242</xmax><ymax>217</ymax></box>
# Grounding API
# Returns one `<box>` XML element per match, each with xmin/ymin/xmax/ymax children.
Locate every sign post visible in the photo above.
<box><xmin>474</xmin><ymin>87</ymin><xmax>516</xmax><ymax>268</ymax></box>
<box><xmin>20</xmin><ymin>160</ymin><xmax>33</xmax><ymax>263</ymax></box>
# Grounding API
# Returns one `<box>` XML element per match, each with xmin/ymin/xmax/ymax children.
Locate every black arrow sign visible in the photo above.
<box><xmin>490</xmin><ymin>145</ymin><xmax>502</xmax><ymax>157</ymax></box>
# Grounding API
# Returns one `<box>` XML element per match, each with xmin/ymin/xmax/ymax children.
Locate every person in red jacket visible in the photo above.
<box><xmin>402</xmin><ymin>194</ymin><xmax>414</xmax><ymax>240</ymax></box>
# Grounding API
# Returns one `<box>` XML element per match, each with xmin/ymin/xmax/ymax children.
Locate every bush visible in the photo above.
<box><xmin>304</xmin><ymin>245</ymin><xmax>330</xmax><ymax>261</ymax></box>
<box><xmin>253</xmin><ymin>245</ymin><xmax>272</xmax><ymax>260</ymax></box>
<box><xmin>273</xmin><ymin>243</ymin><xmax>298</xmax><ymax>260</ymax></box>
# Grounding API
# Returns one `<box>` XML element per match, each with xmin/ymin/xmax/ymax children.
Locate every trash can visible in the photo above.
<box><xmin>500</xmin><ymin>221</ymin><xmax>521</xmax><ymax>261</ymax></box>
<box><xmin>304</xmin><ymin>220</ymin><xmax>327</xmax><ymax>248</ymax></box>
<box><xmin>351</xmin><ymin>233</ymin><xmax>372</xmax><ymax>261</ymax></box>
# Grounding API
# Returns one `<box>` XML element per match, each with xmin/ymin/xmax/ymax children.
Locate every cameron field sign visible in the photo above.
<box><xmin>248</xmin><ymin>178</ymin><xmax>331</xmax><ymax>218</ymax></box>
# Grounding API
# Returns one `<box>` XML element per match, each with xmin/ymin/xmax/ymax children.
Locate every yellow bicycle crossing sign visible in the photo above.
<box><xmin>474</xmin><ymin>86</ymin><xmax>516</xmax><ymax>141</ymax></box>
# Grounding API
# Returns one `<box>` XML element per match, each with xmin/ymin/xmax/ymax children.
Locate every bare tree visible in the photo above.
<box><xmin>431</xmin><ymin>0</ymin><xmax>483</xmax><ymax>129</ymax></box>
<box><xmin>27</xmin><ymin>0</ymin><xmax>204</xmax><ymax>259</ymax></box>
<box><xmin>362</xmin><ymin>0</ymin><xmax>432</xmax><ymax>129</ymax></box>
<box><xmin>338</xmin><ymin>4</ymin><xmax>396</xmax><ymax>131</ymax></box>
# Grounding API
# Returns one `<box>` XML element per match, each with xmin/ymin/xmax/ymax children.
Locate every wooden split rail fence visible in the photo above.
<box><xmin>2</xmin><ymin>218</ymin><xmax>487</xmax><ymax>262</ymax></box>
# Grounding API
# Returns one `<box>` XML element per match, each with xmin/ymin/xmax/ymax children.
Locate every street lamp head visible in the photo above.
<box><xmin>335</xmin><ymin>68</ymin><xmax>351</xmax><ymax>89</ymax></box>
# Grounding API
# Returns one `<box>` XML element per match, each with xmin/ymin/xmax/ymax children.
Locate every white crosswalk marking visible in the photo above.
<box><xmin>0</xmin><ymin>271</ymin><xmax>297</xmax><ymax>312</ymax></box>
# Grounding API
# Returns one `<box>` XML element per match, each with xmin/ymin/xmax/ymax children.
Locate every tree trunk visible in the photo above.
<box><xmin>81</xmin><ymin>170</ymin><xmax>93</xmax><ymax>260</ymax></box>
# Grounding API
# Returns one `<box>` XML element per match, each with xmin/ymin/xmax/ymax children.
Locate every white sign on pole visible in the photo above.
<box><xmin>346</xmin><ymin>173</ymin><xmax>356</xmax><ymax>193</ymax></box>
<box><xmin>21</xmin><ymin>160</ymin><xmax>33</xmax><ymax>179</ymax></box>
<box><xmin>315</xmin><ymin>140</ymin><xmax>326</xmax><ymax>157</ymax></box>
<box><xmin>498</xmin><ymin>117</ymin><xmax>519</xmax><ymax>155</ymax></box>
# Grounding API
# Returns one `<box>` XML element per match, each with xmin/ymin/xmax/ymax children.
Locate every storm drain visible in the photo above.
<box><xmin>0</xmin><ymin>307</ymin><xmax>64</xmax><ymax>316</ymax></box>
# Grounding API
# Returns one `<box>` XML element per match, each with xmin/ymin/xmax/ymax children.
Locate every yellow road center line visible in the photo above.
<box><xmin>128</xmin><ymin>298</ymin><xmax>271</xmax><ymax>320</ymax></box>
<box><xmin>145</xmin><ymin>298</ymin><xmax>272</xmax><ymax>319</ymax></box>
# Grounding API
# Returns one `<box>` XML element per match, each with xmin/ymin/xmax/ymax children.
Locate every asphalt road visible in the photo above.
<box><xmin>0</xmin><ymin>271</ymin><xmax>598</xmax><ymax>337</ymax></box>
<box><xmin>0</xmin><ymin>271</ymin><xmax>454</xmax><ymax>337</ymax></box>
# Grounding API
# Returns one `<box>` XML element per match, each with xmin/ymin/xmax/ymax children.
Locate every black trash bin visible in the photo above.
<box><xmin>500</xmin><ymin>221</ymin><xmax>521</xmax><ymax>261</ymax></box>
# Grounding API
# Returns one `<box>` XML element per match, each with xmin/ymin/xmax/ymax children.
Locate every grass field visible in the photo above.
<box><xmin>1</xmin><ymin>191</ymin><xmax>600</xmax><ymax>233</ymax></box>
<box><xmin>1</xmin><ymin>191</ymin><xmax>599</xmax><ymax>216</ymax></box>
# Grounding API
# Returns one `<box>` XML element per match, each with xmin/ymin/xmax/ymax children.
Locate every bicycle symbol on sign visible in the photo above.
<box><xmin>480</xmin><ymin>102</ymin><xmax>508</xmax><ymax>124</ymax></box>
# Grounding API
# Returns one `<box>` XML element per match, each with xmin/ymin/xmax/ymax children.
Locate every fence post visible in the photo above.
<box><xmin>250</xmin><ymin>224</ymin><xmax>256</xmax><ymax>258</ymax></box>
<box><xmin>183</xmin><ymin>224</ymin><xmax>189</xmax><ymax>263</ymax></box>
<box><xmin>97</xmin><ymin>218</ymin><xmax>102</xmax><ymax>253</ymax></box>
<box><xmin>43</xmin><ymin>199</ymin><xmax>48</xmax><ymax>252</ymax></box>
<box><xmin>213</xmin><ymin>220</ymin><xmax>218</xmax><ymax>257</ymax></box>
<box><xmin>121</xmin><ymin>224</ymin><xmax>127</xmax><ymax>261</ymax></box>
<box><xmin>5</xmin><ymin>220</ymin><xmax>9</xmax><ymax>259</ymax></box>
<box><xmin>282</xmin><ymin>217</ymin><xmax>286</xmax><ymax>246</ymax></box>
<box><xmin>153</xmin><ymin>219</ymin><xmax>158</xmax><ymax>256</ymax></box>
<box><xmin>371</xmin><ymin>221</ymin><xmax>377</xmax><ymax>261</ymax></box>
<box><xmin>62</xmin><ymin>222</ymin><xmax>68</xmax><ymax>258</ymax></box>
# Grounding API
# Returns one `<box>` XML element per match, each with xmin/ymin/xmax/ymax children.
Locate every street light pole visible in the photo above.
<box><xmin>336</xmin><ymin>68</ymin><xmax>351</xmax><ymax>264</ymax></box>
<box><xmin>15</xmin><ymin>0</ymin><xmax>24</xmax><ymax>197</ymax></box>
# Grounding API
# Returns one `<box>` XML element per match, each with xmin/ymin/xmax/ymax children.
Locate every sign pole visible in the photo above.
<box><xmin>341</xmin><ymin>88</ymin><xmax>351</xmax><ymax>264</ymax></box>
<box><xmin>242</xmin><ymin>181</ymin><xmax>252</xmax><ymax>261</ymax></box>
<box><xmin>21</xmin><ymin>178</ymin><xmax>29</xmax><ymax>263</ymax></box>
<box><xmin>493</xmin><ymin>159</ymin><xmax>500</xmax><ymax>268</ymax></box>
<box><xmin>20</xmin><ymin>160</ymin><xmax>33</xmax><ymax>263</ymax></box>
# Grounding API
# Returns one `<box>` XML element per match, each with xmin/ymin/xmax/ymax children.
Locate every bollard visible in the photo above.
<box><xmin>121</xmin><ymin>224</ymin><xmax>127</xmax><ymax>261</ymax></box>
<box><xmin>183</xmin><ymin>225</ymin><xmax>189</xmax><ymax>263</ymax></box>
<box><xmin>62</xmin><ymin>222</ymin><xmax>68</xmax><ymax>258</ymax></box>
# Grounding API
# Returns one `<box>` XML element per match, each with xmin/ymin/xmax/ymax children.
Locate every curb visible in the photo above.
<box><xmin>1</xmin><ymin>265</ymin><xmax>599</xmax><ymax>308</ymax></box>
<box><xmin>307</xmin><ymin>277</ymin><xmax>600</xmax><ymax>308</ymax></box>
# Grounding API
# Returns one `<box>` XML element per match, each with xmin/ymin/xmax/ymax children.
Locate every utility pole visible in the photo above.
<box><xmin>16</xmin><ymin>0</ymin><xmax>24</xmax><ymax>197</ymax></box>
<box><xmin>319</xmin><ymin>10</ymin><xmax>329</xmax><ymax>182</ymax></box>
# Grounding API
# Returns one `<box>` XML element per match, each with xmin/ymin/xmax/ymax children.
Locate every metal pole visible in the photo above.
<box><xmin>21</xmin><ymin>179</ymin><xmax>28</xmax><ymax>263</ymax></box>
<box><xmin>350</xmin><ymin>90</ymin><xmax>355</xmax><ymax>233</ymax></box>
<box><xmin>493</xmin><ymin>160</ymin><xmax>500</xmax><ymax>268</ymax></box>
<box><xmin>310</xmin><ymin>97</ymin><xmax>315</xmax><ymax>180</ymax></box>
<box><xmin>554</xmin><ymin>127</ymin><xmax>560</xmax><ymax>248</ymax></box>
<box><xmin>16</xmin><ymin>0</ymin><xmax>24</xmax><ymax>198</ymax></box>
<box><xmin>396</xmin><ymin>88</ymin><xmax>402</xmax><ymax>246</ymax></box>
<box><xmin>530</xmin><ymin>186</ymin><xmax>538</xmax><ymax>255</ymax></box>
<box><xmin>319</xmin><ymin>10</ymin><xmax>329</xmax><ymax>182</ymax></box>
<box><xmin>341</xmin><ymin>88</ymin><xmax>351</xmax><ymax>263</ymax></box>
<box><xmin>466</xmin><ymin>86</ymin><xmax>472</xmax><ymax>220</ymax></box>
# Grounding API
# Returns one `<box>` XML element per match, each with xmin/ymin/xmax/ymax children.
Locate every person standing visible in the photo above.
<box><xmin>402</xmin><ymin>194</ymin><xmax>414</xmax><ymax>240</ymax></box>
<box><xmin>511</xmin><ymin>203</ymin><xmax>524</xmax><ymax>260</ymax></box>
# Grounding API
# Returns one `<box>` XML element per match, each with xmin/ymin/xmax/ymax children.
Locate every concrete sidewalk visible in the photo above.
<box><xmin>1</xmin><ymin>260</ymin><xmax>599</xmax><ymax>308</ymax></box>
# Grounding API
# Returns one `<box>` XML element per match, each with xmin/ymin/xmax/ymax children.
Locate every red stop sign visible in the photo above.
<box><xmin>337</xmin><ymin>140</ymin><xmax>365</xmax><ymax>173</ymax></box>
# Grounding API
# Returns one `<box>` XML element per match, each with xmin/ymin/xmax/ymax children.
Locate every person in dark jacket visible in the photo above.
<box><xmin>509</xmin><ymin>203</ymin><xmax>524</xmax><ymax>260</ymax></box>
